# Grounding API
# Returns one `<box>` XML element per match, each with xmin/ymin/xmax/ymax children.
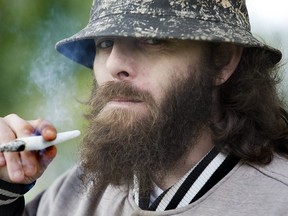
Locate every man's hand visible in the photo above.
<box><xmin>0</xmin><ymin>114</ymin><xmax>57</xmax><ymax>185</ymax></box>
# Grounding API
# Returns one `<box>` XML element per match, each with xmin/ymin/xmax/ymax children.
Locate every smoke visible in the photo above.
<box><xmin>28</xmin><ymin>9</ymin><xmax>84</xmax><ymax>130</ymax></box>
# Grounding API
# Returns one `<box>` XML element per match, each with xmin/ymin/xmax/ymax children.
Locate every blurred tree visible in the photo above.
<box><xmin>0</xmin><ymin>0</ymin><xmax>93</xmax><ymax>202</ymax></box>
<box><xmin>0</xmin><ymin>0</ymin><xmax>92</xmax><ymax>116</ymax></box>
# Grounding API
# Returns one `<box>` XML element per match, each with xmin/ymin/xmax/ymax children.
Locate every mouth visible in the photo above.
<box><xmin>111</xmin><ymin>98</ymin><xmax>142</xmax><ymax>103</ymax></box>
<box><xmin>105</xmin><ymin>97</ymin><xmax>144</xmax><ymax>108</ymax></box>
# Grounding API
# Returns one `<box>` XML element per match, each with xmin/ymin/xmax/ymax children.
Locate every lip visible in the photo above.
<box><xmin>105</xmin><ymin>98</ymin><xmax>143</xmax><ymax>107</ymax></box>
<box><xmin>111</xmin><ymin>98</ymin><xmax>142</xmax><ymax>103</ymax></box>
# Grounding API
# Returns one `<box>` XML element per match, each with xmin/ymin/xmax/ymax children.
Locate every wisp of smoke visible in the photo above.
<box><xmin>28</xmin><ymin>9</ymin><xmax>83</xmax><ymax>130</ymax></box>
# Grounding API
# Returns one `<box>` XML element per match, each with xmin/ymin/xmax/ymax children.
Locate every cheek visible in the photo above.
<box><xmin>93</xmin><ymin>63</ymin><xmax>109</xmax><ymax>86</ymax></box>
<box><xmin>93</xmin><ymin>70</ymin><xmax>106</xmax><ymax>86</ymax></box>
<box><xmin>93</xmin><ymin>52</ymin><xmax>109</xmax><ymax>75</ymax></box>
<box><xmin>150</xmin><ymin>65</ymin><xmax>194</xmax><ymax>105</ymax></box>
<box><xmin>138</xmin><ymin>67</ymin><xmax>172</xmax><ymax>105</ymax></box>
<box><xmin>144</xmin><ymin>75</ymin><xmax>172</xmax><ymax>106</ymax></box>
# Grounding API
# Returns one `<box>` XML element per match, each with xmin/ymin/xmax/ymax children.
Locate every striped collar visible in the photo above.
<box><xmin>134</xmin><ymin>147</ymin><xmax>239</xmax><ymax>211</ymax></box>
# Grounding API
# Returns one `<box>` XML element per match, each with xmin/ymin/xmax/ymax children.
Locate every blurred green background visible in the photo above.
<box><xmin>0</xmin><ymin>0</ymin><xmax>287</xmax><ymax>202</ymax></box>
<box><xmin>0</xmin><ymin>0</ymin><xmax>93</xmax><ymax>201</ymax></box>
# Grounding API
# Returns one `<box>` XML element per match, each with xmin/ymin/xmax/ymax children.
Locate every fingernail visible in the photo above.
<box><xmin>43</xmin><ymin>128</ymin><xmax>56</xmax><ymax>141</ymax></box>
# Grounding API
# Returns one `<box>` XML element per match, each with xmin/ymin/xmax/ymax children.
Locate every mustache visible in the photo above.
<box><xmin>89</xmin><ymin>81</ymin><xmax>156</xmax><ymax>111</ymax></box>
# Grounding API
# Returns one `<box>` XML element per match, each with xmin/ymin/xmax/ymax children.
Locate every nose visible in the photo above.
<box><xmin>105</xmin><ymin>40</ymin><xmax>136</xmax><ymax>81</ymax></box>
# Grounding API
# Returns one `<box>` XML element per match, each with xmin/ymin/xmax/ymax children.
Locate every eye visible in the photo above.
<box><xmin>95</xmin><ymin>39</ymin><xmax>114</xmax><ymax>49</ymax></box>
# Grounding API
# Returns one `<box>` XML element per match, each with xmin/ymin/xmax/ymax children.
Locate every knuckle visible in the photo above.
<box><xmin>0</xmin><ymin>127</ymin><xmax>16</xmax><ymax>141</ymax></box>
<box><xmin>33</xmin><ymin>118</ymin><xmax>46</xmax><ymax>128</ymax></box>
<box><xmin>4</xmin><ymin>113</ymin><xmax>19</xmax><ymax>120</ymax></box>
<box><xmin>35</xmin><ymin>118</ymin><xmax>54</xmax><ymax>132</ymax></box>
<box><xmin>35</xmin><ymin>118</ymin><xmax>44</xmax><ymax>123</ymax></box>
<box><xmin>19</xmin><ymin>124</ymin><xmax>34</xmax><ymax>135</ymax></box>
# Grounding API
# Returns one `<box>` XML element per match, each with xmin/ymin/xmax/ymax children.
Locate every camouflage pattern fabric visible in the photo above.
<box><xmin>56</xmin><ymin>0</ymin><xmax>282</xmax><ymax>68</ymax></box>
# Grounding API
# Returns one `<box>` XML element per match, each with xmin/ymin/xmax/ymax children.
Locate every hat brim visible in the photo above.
<box><xmin>56</xmin><ymin>13</ymin><xmax>282</xmax><ymax>68</ymax></box>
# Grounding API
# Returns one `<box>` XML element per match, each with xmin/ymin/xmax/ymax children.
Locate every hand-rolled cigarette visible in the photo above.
<box><xmin>0</xmin><ymin>130</ymin><xmax>81</xmax><ymax>152</ymax></box>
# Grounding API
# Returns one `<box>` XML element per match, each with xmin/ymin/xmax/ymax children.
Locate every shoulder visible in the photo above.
<box><xmin>247</xmin><ymin>154</ymin><xmax>288</xmax><ymax>187</ymax></box>
<box><xmin>42</xmin><ymin>166</ymin><xmax>82</xmax><ymax>196</ymax></box>
<box><xmin>35</xmin><ymin>168</ymin><xmax>136</xmax><ymax>215</ymax></box>
<box><xmin>34</xmin><ymin>166</ymin><xmax>84</xmax><ymax>212</ymax></box>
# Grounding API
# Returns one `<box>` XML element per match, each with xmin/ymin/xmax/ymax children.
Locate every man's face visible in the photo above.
<box><xmin>93</xmin><ymin>38</ymin><xmax>210</xmax><ymax>114</ymax></box>
<box><xmin>79</xmin><ymin>38</ymin><xmax>215</xmax><ymax>193</ymax></box>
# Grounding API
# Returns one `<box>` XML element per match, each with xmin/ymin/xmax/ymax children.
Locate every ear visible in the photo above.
<box><xmin>215</xmin><ymin>44</ymin><xmax>243</xmax><ymax>86</ymax></box>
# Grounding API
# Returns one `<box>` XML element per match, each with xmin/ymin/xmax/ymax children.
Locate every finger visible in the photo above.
<box><xmin>0</xmin><ymin>115</ymin><xmax>58</xmax><ymax>184</ymax></box>
<box><xmin>20</xmin><ymin>151</ymin><xmax>38</xmax><ymax>177</ymax></box>
<box><xmin>0</xmin><ymin>117</ymin><xmax>17</xmax><ymax>142</ymax></box>
<box><xmin>38</xmin><ymin>146</ymin><xmax>57</xmax><ymax>168</ymax></box>
<box><xmin>20</xmin><ymin>146</ymin><xmax>57</xmax><ymax>178</ymax></box>
<box><xmin>4</xmin><ymin>152</ymin><xmax>25</xmax><ymax>183</ymax></box>
<box><xmin>3</xmin><ymin>114</ymin><xmax>34</xmax><ymax>138</ymax></box>
<box><xmin>0</xmin><ymin>117</ymin><xmax>23</xmax><ymax>182</ymax></box>
<box><xmin>29</xmin><ymin>119</ymin><xmax>57</xmax><ymax>141</ymax></box>
<box><xmin>0</xmin><ymin>152</ymin><xmax>6</xmax><ymax>167</ymax></box>
<box><xmin>19</xmin><ymin>146</ymin><xmax>57</xmax><ymax>180</ymax></box>
<box><xmin>2</xmin><ymin>144</ymin><xmax>57</xmax><ymax>184</ymax></box>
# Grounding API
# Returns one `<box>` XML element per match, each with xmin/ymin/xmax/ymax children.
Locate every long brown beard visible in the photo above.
<box><xmin>78</xmin><ymin>65</ymin><xmax>214</xmax><ymax>195</ymax></box>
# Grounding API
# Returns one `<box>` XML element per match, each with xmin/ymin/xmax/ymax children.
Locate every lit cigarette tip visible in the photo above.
<box><xmin>0</xmin><ymin>130</ymin><xmax>81</xmax><ymax>152</ymax></box>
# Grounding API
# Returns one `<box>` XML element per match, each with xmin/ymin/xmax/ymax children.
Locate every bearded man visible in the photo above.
<box><xmin>1</xmin><ymin>0</ymin><xmax>288</xmax><ymax>215</ymax></box>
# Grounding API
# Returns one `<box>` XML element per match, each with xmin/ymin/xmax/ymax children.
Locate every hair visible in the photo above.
<box><xmin>211</xmin><ymin>45</ymin><xmax>288</xmax><ymax>164</ymax></box>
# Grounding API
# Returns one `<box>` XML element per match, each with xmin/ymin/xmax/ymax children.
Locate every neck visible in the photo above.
<box><xmin>153</xmin><ymin>128</ymin><xmax>214</xmax><ymax>190</ymax></box>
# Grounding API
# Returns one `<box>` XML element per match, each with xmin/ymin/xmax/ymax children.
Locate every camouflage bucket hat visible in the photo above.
<box><xmin>56</xmin><ymin>0</ymin><xmax>282</xmax><ymax>69</ymax></box>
